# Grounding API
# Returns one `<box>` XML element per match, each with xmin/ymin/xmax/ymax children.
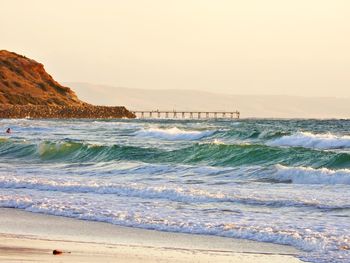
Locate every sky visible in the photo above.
<box><xmin>1</xmin><ymin>0</ymin><xmax>350</xmax><ymax>97</ymax></box>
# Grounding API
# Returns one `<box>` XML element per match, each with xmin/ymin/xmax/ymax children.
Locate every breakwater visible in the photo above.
<box><xmin>0</xmin><ymin>105</ymin><xmax>135</xmax><ymax>119</ymax></box>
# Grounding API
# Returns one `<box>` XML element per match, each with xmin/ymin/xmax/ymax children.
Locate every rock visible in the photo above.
<box><xmin>0</xmin><ymin>105</ymin><xmax>135</xmax><ymax>119</ymax></box>
<box><xmin>52</xmin><ymin>249</ymin><xmax>63</xmax><ymax>255</ymax></box>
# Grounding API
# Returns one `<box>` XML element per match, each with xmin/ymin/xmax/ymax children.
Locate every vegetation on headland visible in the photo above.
<box><xmin>0</xmin><ymin>50</ymin><xmax>135</xmax><ymax>118</ymax></box>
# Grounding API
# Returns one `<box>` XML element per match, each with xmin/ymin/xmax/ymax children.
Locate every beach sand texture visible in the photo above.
<box><xmin>0</xmin><ymin>208</ymin><xmax>302</xmax><ymax>263</ymax></box>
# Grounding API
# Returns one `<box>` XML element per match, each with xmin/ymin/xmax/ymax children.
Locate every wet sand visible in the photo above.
<box><xmin>0</xmin><ymin>208</ymin><xmax>303</xmax><ymax>262</ymax></box>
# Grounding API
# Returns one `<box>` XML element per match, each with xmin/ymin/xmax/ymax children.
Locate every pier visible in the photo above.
<box><xmin>132</xmin><ymin>110</ymin><xmax>240</xmax><ymax>119</ymax></box>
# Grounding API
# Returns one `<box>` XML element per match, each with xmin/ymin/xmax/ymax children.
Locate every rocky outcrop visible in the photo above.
<box><xmin>0</xmin><ymin>105</ymin><xmax>135</xmax><ymax>119</ymax></box>
<box><xmin>0</xmin><ymin>50</ymin><xmax>135</xmax><ymax>118</ymax></box>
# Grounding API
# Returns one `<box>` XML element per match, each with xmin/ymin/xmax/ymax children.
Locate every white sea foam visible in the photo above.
<box><xmin>211</xmin><ymin>139</ymin><xmax>225</xmax><ymax>145</ymax></box>
<box><xmin>92</xmin><ymin>121</ymin><xmax>141</xmax><ymax>129</ymax></box>
<box><xmin>275</xmin><ymin>165</ymin><xmax>350</xmax><ymax>185</ymax></box>
<box><xmin>135</xmin><ymin>127</ymin><xmax>215</xmax><ymax>140</ymax></box>
<box><xmin>1</xmin><ymin>173</ymin><xmax>349</xmax><ymax>209</ymax></box>
<box><xmin>0</xmin><ymin>191</ymin><xmax>349</xmax><ymax>263</ymax></box>
<box><xmin>0</xmin><ymin>175</ymin><xmax>230</xmax><ymax>203</ymax></box>
<box><xmin>1</xmin><ymin>119</ymin><xmax>350</xmax><ymax>263</ymax></box>
<box><xmin>268</xmin><ymin>132</ymin><xmax>350</xmax><ymax>149</ymax></box>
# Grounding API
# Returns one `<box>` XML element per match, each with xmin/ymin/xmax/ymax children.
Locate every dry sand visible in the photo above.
<box><xmin>0</xmin><ymin>208</ymin><xmax>303</xmax><ymax>262</ymax></box>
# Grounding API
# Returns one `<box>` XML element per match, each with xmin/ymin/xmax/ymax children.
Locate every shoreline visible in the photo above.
<box><xmin>0</xmin><ymin>208</ymin><xmax>303</xmax><ymax>262</ymax></box>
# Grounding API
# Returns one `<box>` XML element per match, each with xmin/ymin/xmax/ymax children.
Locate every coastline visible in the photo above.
<box><xmin>0</xmin><ymin>208</ymin><xmax>303</xmax><ymax>263</ymax></box>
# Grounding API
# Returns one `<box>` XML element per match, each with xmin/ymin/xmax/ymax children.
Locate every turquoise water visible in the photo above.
<box><xmin>0</xmin><ymin>118</ymin><xmax>349</xmax><ymax>262</ymax></box>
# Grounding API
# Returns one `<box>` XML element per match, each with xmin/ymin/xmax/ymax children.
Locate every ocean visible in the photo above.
<box><xmin>0</xmin><ymin>118</ymin><xmax>349</xmax><ymax>262</ymax></box>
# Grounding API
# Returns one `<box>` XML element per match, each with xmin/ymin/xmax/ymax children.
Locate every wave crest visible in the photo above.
<box><xmin>269</xmin><ymin>132</ymin><xmax>350</xmax><ymax>149</ymax></box>
<box><xmin>275</xmin><ymin>165</ymin><xmax>350</xmax><ymax>185</ymax></box>
<box><xmin>1</xmin><ymin>139</ymin><xmax>349</xmax><ymax>168</ymax></box>
<box><xmin>135</xmin><ymin>127</ymin><xmax>215</xmax><ymax>140</ymax></box>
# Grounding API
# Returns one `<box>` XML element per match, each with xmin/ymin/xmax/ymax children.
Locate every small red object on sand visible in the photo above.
<box><xmin>53</xmin><ymin>249</ymin><xmax>63</xmax><ymax>255</ymax></box>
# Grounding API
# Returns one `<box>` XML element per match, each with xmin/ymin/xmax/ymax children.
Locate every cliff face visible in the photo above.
<box><xmin>0</xmin><ymin>50</ymin><xmax>82</xmax><ymax>106</ymax></box>
<box><xmin>0</xmin><ymin>50</ymin><xmax>135</xmax><ymax>119</ymax></box>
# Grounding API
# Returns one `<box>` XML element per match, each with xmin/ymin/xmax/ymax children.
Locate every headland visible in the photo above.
<box><xmin>0</xmin><ymin>50</ymin><xmax>135</xmax><ymax>119</ymax></box>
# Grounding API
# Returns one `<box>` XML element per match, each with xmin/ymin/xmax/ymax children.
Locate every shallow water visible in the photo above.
<box><xmin>0</xmin><ymin>118</ymin><xmax>349</xmax><ymax>262</ymax></box>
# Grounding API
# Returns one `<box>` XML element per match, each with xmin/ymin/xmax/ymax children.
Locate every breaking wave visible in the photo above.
<box><xmin>1</xmin><ymin>139</ymin><xmax>350</xmax><ymax>168</ymax></box>
<box><xmin>269</xmin><ymin>132</ymin><xmax>350</xmax><ymax>149</ymax></box>
<box><xmin>135</xmin><ymin>127</ymin><xmax>216</xmax><ymax>140</ymax></box>
<box><xmin>274</xmin><ymin>165</ymin><xmax>350</xmax><ymax>185</ymax></box>
<box><xmin>0</xmin><ymin>175</ymin><xmax>350</xmax><ymax>210</ymax></box>
<box><xmin>1</xmin><ymin>118</ymin><xmax>350</xmax><ymax>263</ymax></box>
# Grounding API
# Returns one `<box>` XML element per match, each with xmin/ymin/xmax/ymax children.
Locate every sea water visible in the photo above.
<box><xmin>0</xmin><ymin>118</ymin><xmax>349</xmax><ymax>262</ymax></box>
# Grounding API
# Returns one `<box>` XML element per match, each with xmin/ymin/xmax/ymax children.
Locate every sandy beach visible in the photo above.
<box><xmin>0</xmin><ymin>208</ymin><xmax>303</xmax><ymax>263</ymax></box>
<box><xmin>2</xmin><ymin>2</ymin><xmax>350</xmax><ymax>262</ymax></box>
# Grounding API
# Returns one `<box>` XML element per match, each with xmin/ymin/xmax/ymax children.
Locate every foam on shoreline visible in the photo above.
<box><xmin>0</xmin><ymin>208</ymin><xmax>302</xmax><ymax>263</ymax></box>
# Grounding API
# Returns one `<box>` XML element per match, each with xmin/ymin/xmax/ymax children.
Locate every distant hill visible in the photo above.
<box><xmin>67</xmin><ymin>82</ymin><xmax>350</xmax><ymax>119</ymax></box>
<box><xmin>0</xmin><ymin>50</ymin><xmax>82</xmax><ymax>106</ymax></box>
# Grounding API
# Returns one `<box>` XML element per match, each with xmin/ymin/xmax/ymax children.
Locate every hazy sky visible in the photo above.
<box><xmin>1</xmin><ymin>0</ymin><xmax>350</xmax><ymax>97</ymax></box>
